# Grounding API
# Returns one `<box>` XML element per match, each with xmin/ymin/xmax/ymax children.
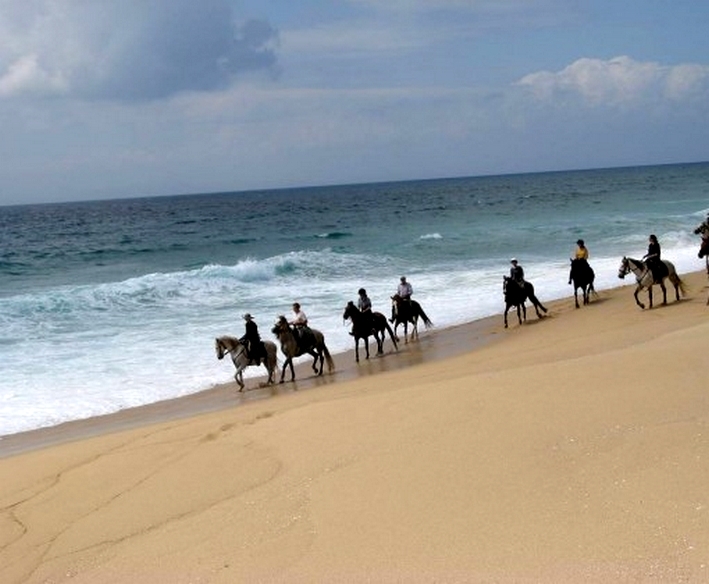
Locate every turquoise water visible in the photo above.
<box><xmin>1</xmin><ymin>162</ymin><xmax>708</xmax><ymax>435</ymax></box>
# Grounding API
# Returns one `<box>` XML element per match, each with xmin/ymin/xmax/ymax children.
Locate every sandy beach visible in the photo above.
<box><xmin>2</xmin><ymin>271</ymin><xmax>709</xmax><ymax>583</ymax></box>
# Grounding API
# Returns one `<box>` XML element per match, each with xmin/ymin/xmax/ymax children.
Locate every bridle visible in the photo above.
<box><xmin>217</xmin><ymin>339</ymin><xmax>245</xmax><ymax>361</ymax></box>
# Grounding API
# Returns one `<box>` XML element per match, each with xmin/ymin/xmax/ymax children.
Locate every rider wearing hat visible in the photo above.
<box><xmin>391</xmin><ymin>276</ymin><xmax>413</xmax><ymax>322</ymax></box>
<box><xmin>239</xmin><ymin>313</ymin><xmax>263</xmax><ymax>365</ymax></box>
<box><xmin>509</xmin><ymin>258</ymin><xmax>525</xmax><ymax>288</ymax></box>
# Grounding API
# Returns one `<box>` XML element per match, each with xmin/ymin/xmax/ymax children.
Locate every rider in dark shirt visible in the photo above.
<box><xmin>509</xmin><ymin>258</ymin><xmax>525</xmax><ymax>287</ymax></box>
<box><xmin>643</xmin><ymin>234</ymin><xmax>663</xmax><ymax>281</ymax></box>
<box><xmin>239</xmin><ymin>313</ymin><xmax>262</xmax><ymax>365</ymax></box>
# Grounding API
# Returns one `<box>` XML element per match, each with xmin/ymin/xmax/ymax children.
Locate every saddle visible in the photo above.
<box><xmin>247</xmin><ymin>340</ymin><xmax>264</xmax><ymax>365</ymax></box>
<box><xmin>293</xmin><ymin>326</ymin><xmax>313</xmax><ymax>351</ymax></box>
<box><xmin>645</xmin><ymin>259</ymin><xmax>667</xmax><ymax>282</ymax></box>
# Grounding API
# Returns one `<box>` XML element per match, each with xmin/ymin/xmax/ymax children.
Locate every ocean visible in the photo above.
<box><xmin>1</xmin><ymin>162</ymin><xmax>708</xmax><ymax>437</ymax></box>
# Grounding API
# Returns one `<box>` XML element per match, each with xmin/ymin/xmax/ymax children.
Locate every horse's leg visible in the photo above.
<box><xmin>364</xmin><ymin>336</ymin><xmax>370</xmax><ymax>360</ymax></box>
<box><xmin>574</xmin><ymin>286</ymin><xmax>580</xmax><ymax>309</ymax></box>
<box><xmin>354</xmin><ymin>337</ymin><xmax>360</xmax><ymax>363</ymax></box>
<box><xmin>375</xmin><ymin>331</ymin><xmax>384</xmax><ymax>355</ymax></box>
<box><xmin>411</xmin><ymin>316</ymin><xmax>418</xmax><ymax>340</ymax></box>
<box><xmin>266</xmin><ymin>356</ymin><xmax>274</xmax><ymax>384</ymax></box>
<box><xmin>504</xmin><ymin>305</ymin><xmax>510</xmax><ymax>328</ymax></box>
<box><xmin>634</xmin><ymin>285</ymin><xmax>645</xmax><ymax>309</ymax></box>
<box><xmin>517</xmin><ymin>304</ymin><xmax>523</xmax><ymax>325</ymax></box>
<box><xmin>670</xmin><ymin>274</ymin><xmax>681</xmax><ymax>301</ymax></box>
<box><xmin>312</xmin><ymin>349</ymin><xmax>324</xmax><ymax>375</ymax></box>
<box><xmin>235</xmin><ymin>370</ymin><xmax>245</xmax><ymax>391</ymax></box>
<box><xmin>279</xmin><ymin>357</ymin><xmax>289</xmax><ymax>383</ymax></box>
<box><xmin>659</xmin><ymin>281</ymin><xmax>667</xmax><ymax>305</ymax></box>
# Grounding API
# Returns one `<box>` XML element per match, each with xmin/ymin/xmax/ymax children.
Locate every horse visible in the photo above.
<box><xmin>569</xmin><ymin>258</ymin><xmax>596</xmax><ymax>308</ymax></box>
<box><xmin>214</xmin><ymin>336</ymin><xmax>278</xmax><ymax>391</ymax></box>
<box><xmin>343</xmin><ymin>301</ymin><xmax>398</xmax><ymax>362</ymax></box>
<box><xmin>698</xmin><ymin>237</ymin><xmax>709</xmax><ymax>305</ymax></box>
<box><xmin>503</xmin><ymin>276</ymin><xmax>548</xmax><ymax>328</ymax></box>
<box><xmin>271</xmin><ymin>316</ymin><xmax>335</xmax><ymax>383</ymax></box>
<box><xmin>390</xmin><ymin>294</ymin><xmax>433</xmax><ymax>343</ymax></box>
<box><xmin>699</xmin><ymin>237</ymin><xmax>709</xmax><ymax>275</ymax></box>
<box><xmin>617</xmin><ymin>256</ymin><xmax>685</xmax><ymax>309</ymax></box>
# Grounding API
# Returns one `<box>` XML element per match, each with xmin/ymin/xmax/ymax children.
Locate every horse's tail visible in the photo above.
<box><xmin>384</xmin><ymin>321</ymin><xmax>399</xmax><ymax>350</ymax></box>
<box><xmin>677</xmin><ymin>275</ymin><xmax>687</xmax><ymax>297</ymax></box>
<box><xmin>322</xmin><ymin>342</ymin><xmax>335</xmax><ymax>372</ymax></box>
<box><xmin>417</xmin><ymin>305</ymin><xmax>433</xmax><ymax>329</ymax></box>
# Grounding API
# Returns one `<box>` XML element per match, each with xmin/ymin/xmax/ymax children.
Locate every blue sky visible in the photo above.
<box><xmin>1</xmin><ymin>0</ymin><xmax>708</xmax><ymax>205</ymax></box>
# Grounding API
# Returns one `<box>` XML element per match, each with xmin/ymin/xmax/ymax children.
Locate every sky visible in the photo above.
<box><xmin>0</xmin><ymin>0</ymin><xmax>708</xmax><ymax>205</ymax></box>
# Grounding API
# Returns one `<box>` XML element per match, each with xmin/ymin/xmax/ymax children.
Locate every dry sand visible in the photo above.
<box><xmin>1</xmin><ymin>271</ymin><xmax>709</xmax><ymax>583</ymax></box>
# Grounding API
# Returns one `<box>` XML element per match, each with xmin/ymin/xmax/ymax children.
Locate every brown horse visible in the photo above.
<box><xmin>343</xmin><ymin>301</ymin><xmax>398</xmax><ymax>362</ymax></box>
<box><xmin>390</xmin><ymin>294</ymin><xmax>433</xmax><ymax>342</ymax></box>
<box><xmin>215</xmin><ymin>336</ymin><xmax>278</xmax><ymax>391</ymax></box>
<box><xmin>271</xmin><ymin>316</ymin><xmax>334</xmax><ymax>383</ymax></box>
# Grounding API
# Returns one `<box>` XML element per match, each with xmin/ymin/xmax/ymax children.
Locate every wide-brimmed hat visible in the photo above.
<box><xmin>243</xmin><ymin>313</ymin><xmax>254</xmax><ymax>321</ymax></box>
<box><xmin>510</xmin><ymin>258</ymin><xmax>517</xmax><ymax>263</ymax></box>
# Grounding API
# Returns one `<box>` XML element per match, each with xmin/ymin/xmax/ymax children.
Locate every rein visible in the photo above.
<box><xmin>219</xmin><ymin>340</ymin><xmax>245</xmax><ymax>360</ymax></box>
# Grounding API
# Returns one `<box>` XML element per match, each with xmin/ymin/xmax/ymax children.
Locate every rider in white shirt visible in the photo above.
<box><xmin>391</xmin><ymin>276</ymin><xmax>413</xmax><ymax>322</ymax></box>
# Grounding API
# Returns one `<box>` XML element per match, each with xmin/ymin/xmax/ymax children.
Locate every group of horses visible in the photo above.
<box><xmin>215</xmin><ymin>295</ymin><xmax>433</xmax><ymax>391</ymax></box>
<box><xmin>503</xmin><ymin>249</ymin><xmax>697</xmax><ymax>327</ymax></box>
<box><xmin>503</xmin><ymin>258</ymin><xmax>592</xmax><ymax>328</ymax></box>
<box><xmin>218</xmin><ymin>240</ymin><xmax>705</xmax><ymax>391</ymax></box>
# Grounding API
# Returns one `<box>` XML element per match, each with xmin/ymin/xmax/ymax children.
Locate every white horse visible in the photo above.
<box><xmin>215</xmin><ymin>336</ymin><xmax>278</xmax><ymax>391</ymax></box>
<box><xmin>617</xmin><ymin>256</ymin><xmax>685</xmax><ymax>309</ymax></box>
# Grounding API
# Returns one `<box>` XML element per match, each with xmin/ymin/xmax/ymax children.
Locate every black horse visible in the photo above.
<box><xmin>343</xmin><ymin>301</ymin><xmax>398</xmax><ymax>362</ymax></box>
<box><xmin>699</xmin><ymin>237</ymin><xmax>709</xmax><ymax>272</ymax></box>
<box><xmin>698</xmin><ymin>238</ymin><xmax>709</xmax><ymax>305</ymax></box>
<box><xmin>569</xmin><ymin>258</ymin><xmax>596</xmax><ymax>308</ymax></box>
<box><xmin>390</xmin><ymin>294</ymin><xmax>433</xmax><ymax>342</ymax></box>
<box><xmin>503</xmin><ymin>276</ymin><xmax>548</xmax><ymax>328</ymax></box>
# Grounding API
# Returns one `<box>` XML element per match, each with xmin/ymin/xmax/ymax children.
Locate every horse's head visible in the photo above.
<box><xmin>272</xmin><ymin>316</ymin><xmax>288</xmax><ymax>336</ymax></box>
<box><xmin>343</xmin><ymin>301</ymin><xmax>356</xmax><ymax>321</ymax></box>
<box><xmin>215</xmin><ymin>337</ymin><xmax>226</xmax><ymax>360</ymax></box>
<box><xmin>617</xmin><ymin>256</ymin><xmax>629</xmax><ymax>279</ymax></box>
<box><xmin>699</xmin><ymin>238</ymin><xmax>709</xmax><ymax>259</ymax></box>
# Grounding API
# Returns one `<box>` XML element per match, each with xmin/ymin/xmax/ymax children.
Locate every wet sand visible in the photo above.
<box><xmin>0</xmin><ymin>313</ymin><xmax>501</xmax><ymax>458</ymax></box>
<box><xmin>2</xmin><ymin>271</ymin><xmax>709</xmax><ymax>583</ymax></box>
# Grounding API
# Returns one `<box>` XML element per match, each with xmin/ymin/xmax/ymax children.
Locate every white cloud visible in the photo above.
<box><xmin>518</xmin><ymin>56</ymin><xmax>709</xmax><ymax>106</ymax></box>
<box><xmin>0</xmin><ymin>54</ymin><xmax>67</xmax><ymax>96</ymax></box>
<box><xmin>0</xmin><ymin>0</ymin><xmax>279</xmax><ymax>101</ymax></box>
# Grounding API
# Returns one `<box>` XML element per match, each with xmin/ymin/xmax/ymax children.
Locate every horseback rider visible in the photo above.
<box><xmin>239</xmin><ymin>313</ymin><xmax>263</xmax><ymax>365</ymax></box>
<box><xmin>695</xmin><ymin>213</ymin><xmax>709</xmax><ymax>238</ymax></box>
<box><xmin>357</xmin><ymin>287</ymin><xmax>372</xmax><ymax>313</ymax></box>
<box><xmin>509</xmin><ymin>258</ymin><xmax>525</xmax><ymax>288</ymax></box>
<box><xmin>568</xmin><ymin>239</ymin><xmax>590</xmax><ymax>284</ymax></box>
<box><xmin>390</xmin><ymin>276</ymin><xmax>413</xmax><ymax>323</ymax></box>
<box><xmin>643</xmin><ymin>234</ymin><xmax>665</xmax><ymax>281</ymax></box>
<box><xmin>289</xmin><ymin>302</ymin><xmax>311</xmax><ymax>349</ymax></box>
